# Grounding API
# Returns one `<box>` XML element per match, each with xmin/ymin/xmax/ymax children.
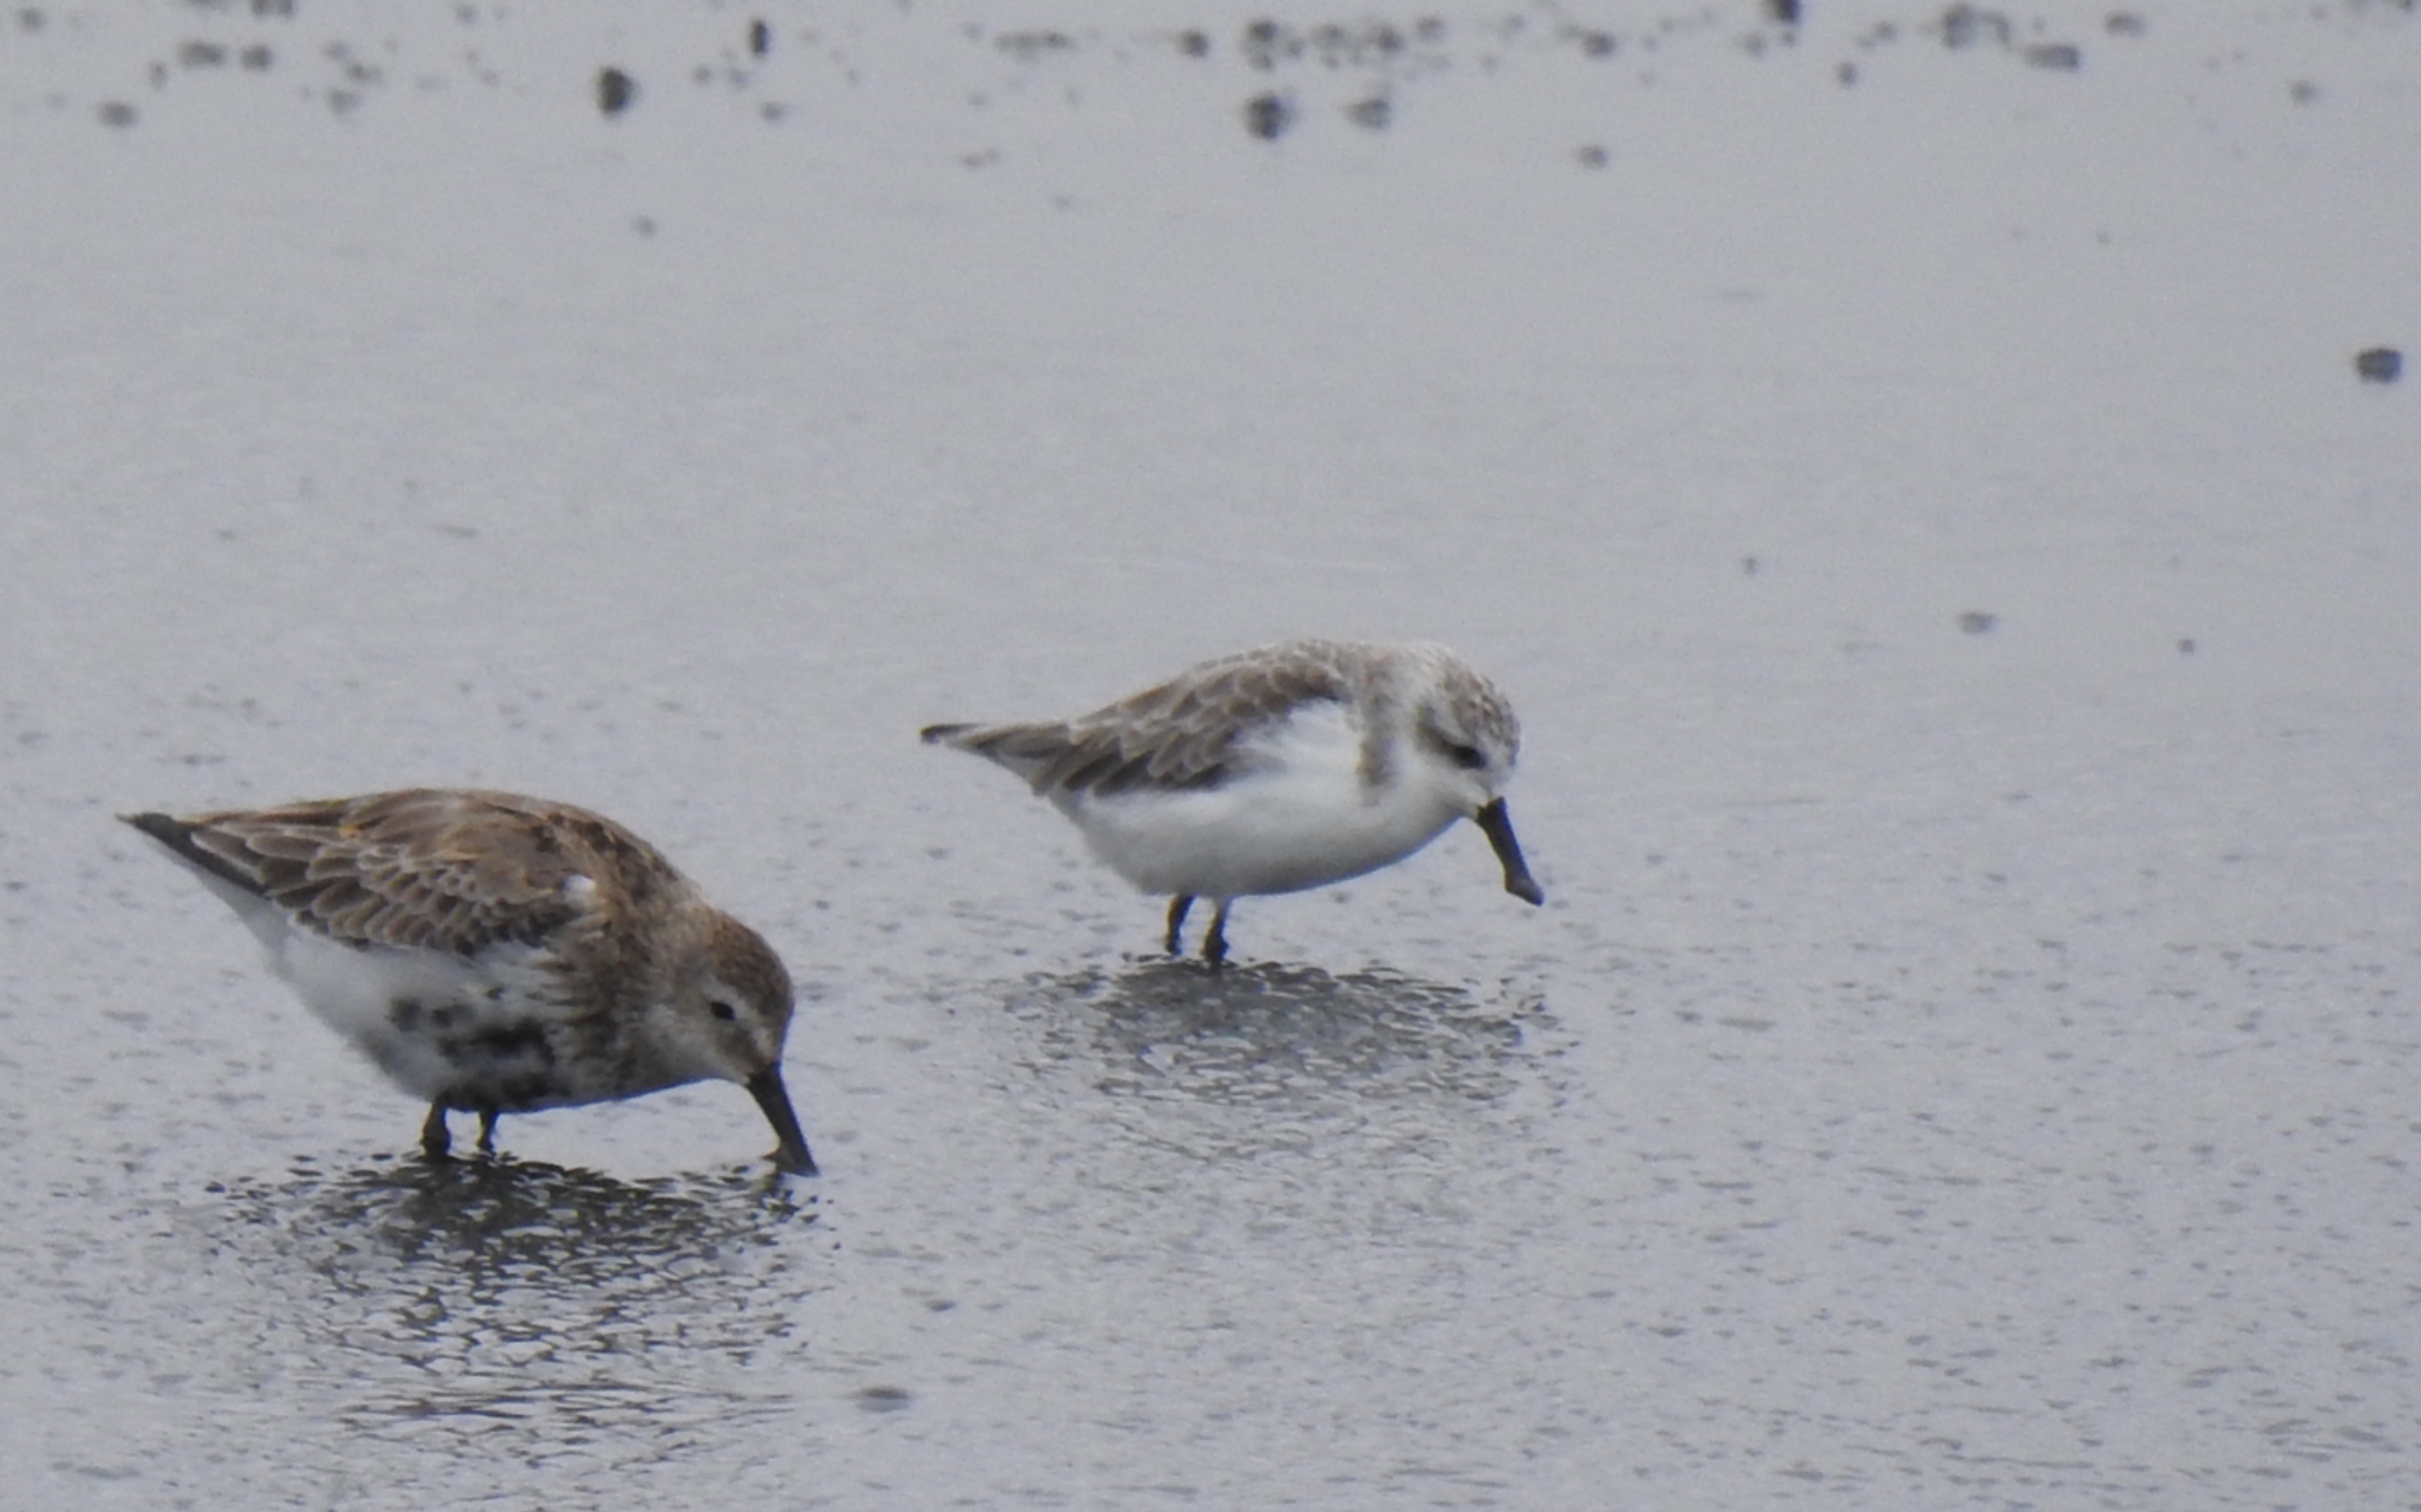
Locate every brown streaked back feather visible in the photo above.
<box><xmin>925</xmin><ymin>640</ymin><xmax>1358</xmax><ymax>799</ymax></box>
<box><xmin>122</xmin><ymin>789</ymin><xmax>690</xmax><ymax>955</ymax></box>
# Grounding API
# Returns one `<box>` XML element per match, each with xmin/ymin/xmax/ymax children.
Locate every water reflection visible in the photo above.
<box><xmin>193</xmin><ymin>1155</ymin><xmax>828</xmax><ymax>1455</ymax></box>
<box><xmin>1001</xmin><ymin>959</ymin><xmax>1559</xmax><ymax>1112</ymax></box>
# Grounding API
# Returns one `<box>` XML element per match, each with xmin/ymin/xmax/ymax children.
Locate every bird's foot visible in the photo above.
<box><xmin>420</xmin><ymin>1103</ymin><xmax>453</xmax><ymax>1161</ymax></box>
<box><xmin>1201</xmin><ymin>902</ymin><xmax>1231</xmax><ymax>969</ymax></box>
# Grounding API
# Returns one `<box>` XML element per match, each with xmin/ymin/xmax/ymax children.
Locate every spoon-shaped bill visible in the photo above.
<box><xmin>1473</xmin><ymin>798</ymin><xmax>1545</xmax><ymax>906</ymax></box>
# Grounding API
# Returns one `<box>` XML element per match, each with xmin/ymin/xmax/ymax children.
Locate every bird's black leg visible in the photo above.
<box><xmin>1202</xmin><ymin>901</ymin><xmax>1232</xmax><ymax>968</ymax></box>
<box><xmin>421</xmin><ymin>1103</ymin><xmax>453</xmax><ymax>1160</ymax></box>
<box><xmin>1165</xmin><ymin>895</ymin><xmax>1194</xmax><ymax>956</ymax></box>
<box><xmin>477</xmin><ymin>1109</ymin><xmax>500</xmax><ymax>1156</ymax></box>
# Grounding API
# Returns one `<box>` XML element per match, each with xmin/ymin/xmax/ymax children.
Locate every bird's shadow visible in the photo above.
<box><xmin>999</xmin><ymin>957</ymin><xmax>1560</xmax><ymax>1113</ymax></box>
<box><xmin>199</xmin><ymin>1153</ymin><xmax>823</xmax><ymax>1358</ymax></box>
<box><xmin>207</xmin><ymin>1149</ymin><xmax>816</xmax><ymax>1284</ymax></box>
<box><xmin>184</xmin><ymin>1153</ymin><xmax>824</xmax><ymax>1440</ymax></box>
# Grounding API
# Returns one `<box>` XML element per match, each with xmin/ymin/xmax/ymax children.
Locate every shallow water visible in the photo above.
<box><xmin>6</xmin><ymin>1</ymin><xmax>2421</xmax><ymax>1507</ymax></box>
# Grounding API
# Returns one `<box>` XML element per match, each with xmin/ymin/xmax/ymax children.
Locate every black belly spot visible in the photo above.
<box><xmin>478</xmin><ymin>1021</ymin><xmax>553</xmax><ymax>1060</ymax></box>
<box><xmin>496</xmin><ymin>1073</ymin><xmax>559</xmax><ymax>1110</ymax></box>
<box><xmin>437</xmin><ymin>1019</ymin><xmax>556</xmax><ymax>1069</ymax></box>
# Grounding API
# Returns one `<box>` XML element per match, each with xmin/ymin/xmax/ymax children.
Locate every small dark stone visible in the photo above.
<box><xmin>2355</xmin><ymin>347</ymin><xmax>2402</xmax><ymax>384</ymax></box>
<box><xmin>1242</xmin><ymin>19</ymin><xmax>1289</xmax><ymax>70</ymax></box>
<box><xmin>1768</xmin><ymin>0</ymin><xmax>1802</xmax><ymax>22</ymax></box>
<box><xmin>748</xmin><ymin>18</ymin><xmax>770</xmax><ymax>57</ymax></box>
<box><xmin>597</xmin><ymin>65</ymin><xmax>636</xmax><ymax>116</ymax></box>
<box><xmin>97</xmin><ymin>100</ymin><xmax>136</xmax><ymax>127</ymax></box>
<box><xmin>1345</xmin><ymin>96</ymin><xmax>1389</xmax><ymax>131</ymax></box>
<box><xmin>1243</xmin><ymin>91</ymin><xmax>1292</xmax><ymax>140</ymax></box>
<box><xmin>995</xmin><ymin>29</ymin><xmax>1071</xmax><ymax>58</ymax></box>
<box><xmin>1575</xmin><ymin>144</ymin><xmax>1609</xmax><ymax>168</ymax></box>
<box><xmin>1959</xmin><ymin>610</ymin><xmax>1998</xmax><ymax>635</ymax></box>
<box><xmin>1176</xmin><ymin>28</ymin><xmax>1209</xmax><ymax>58</ymax></box>
<box><xmin>1940</xmin><ymin>5</ymin><xmax>2009</xmax><ymax>50</ymax></box>
<box><xmin>2023</xmin><ymin>42</ymin><xmax>2082</xmax><ymax>71</ymax></box>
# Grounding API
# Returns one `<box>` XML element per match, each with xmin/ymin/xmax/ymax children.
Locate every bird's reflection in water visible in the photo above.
<box><xmin>199</xmin><ymin>1154</ymin><xmax>826</xmax><ymax>1454</ymax></box>
<box><xmin>1001</xmin><ymin>959</ymin><xmax>1559</xmax><ymax>1119</ymax></box>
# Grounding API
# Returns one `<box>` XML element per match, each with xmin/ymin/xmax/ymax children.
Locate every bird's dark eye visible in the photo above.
<box><xmin>1447</xmin><ymin>743</ymin><xmax>1487</xmax><ymax>771</ymax></box>
<box><xmin>709</xmin><ymin>1000</ymin><xmax>739</xmax><ymax>1023</ymax></box>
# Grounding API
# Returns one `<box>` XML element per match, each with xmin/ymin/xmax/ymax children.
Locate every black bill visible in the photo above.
<box><xmin>746</xmin><ymin>1064</ymin><xmax>819</xmax><ymax>1176</ymax></box>
<box><xmin>1473</xmin><ymin>798</ymin><xmax>1546</xmax><ymax>906</ymax></box>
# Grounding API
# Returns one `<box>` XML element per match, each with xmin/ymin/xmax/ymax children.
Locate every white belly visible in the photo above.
<box><xmin>270</xmin><ymin>926</ymin><xmax>559</xmax><ymax>1098</ymax></box>
<box><xmin>203</xmin><ymin>886</ymin><xmax>568</xmax><ymax>1103</ymax></box>
<box><xmin>161</xmin><ymin>847</ymin><xmax>594</xmax><ymax>1110</ymax></box>
<box><xmin>1057</xmin><ymin>706</ymin><xmax>1463</xmax><ymax>899</ymax></box>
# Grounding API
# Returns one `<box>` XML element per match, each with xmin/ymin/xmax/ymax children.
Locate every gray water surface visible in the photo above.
<box><xmin>6</xmin><ymin>2</ymin><xmax>2420</xmax><ymax>1507</ymax></box>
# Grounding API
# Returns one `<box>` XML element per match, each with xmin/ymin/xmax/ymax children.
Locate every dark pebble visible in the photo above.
<box><xmin>1244</xmin><ymin>91</ymin><xmax>1292</xmax><ymax>141</ymax></box>
<box><xmin>2355</xmin><ymin>347</ymin><xmax>2402</xmax><ymax>384</ymax></box>
<box><xmin>597</xmin><ymin>66</ymin><xmax>636</xmax><ymax>116</ymax></box>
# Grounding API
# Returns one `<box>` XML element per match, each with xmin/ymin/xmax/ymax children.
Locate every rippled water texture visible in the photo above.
<box><xmin>6</xmin><ymin>1</ymin><xmax>2421</xmax><ymax>1507</ymax></box>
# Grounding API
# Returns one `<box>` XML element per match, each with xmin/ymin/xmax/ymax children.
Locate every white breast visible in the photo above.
<box><xmin>218</xmin><ymin>895</ymin><xmax>562</xmax><ymax>1101</ymax></box>
<box><xmin>1057</xmin><ymin>700</ymin><xmax>1464</xmax><ymax>899</ymax></box>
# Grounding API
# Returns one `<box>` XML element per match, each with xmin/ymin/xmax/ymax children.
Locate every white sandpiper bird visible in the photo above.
<box><xmin>921</xmin><ymin>638</ymin><xmax>1544</xmax><ymax>964</ymax></box>
<box><xmin>122</xmin><ymin>788</ymin><xmax>817</xmax><ymax>1174</ymax></box>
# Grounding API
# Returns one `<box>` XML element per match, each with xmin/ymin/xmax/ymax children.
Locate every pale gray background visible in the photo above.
<box><xmin>4</xmin><ymin>2</ymin><xmax>2417</xmax><ymax>1507</ymax></box>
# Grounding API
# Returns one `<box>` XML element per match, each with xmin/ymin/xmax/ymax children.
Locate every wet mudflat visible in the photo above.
<box><xmin>4</xmin><ymin>2</ymin><xmax>2419</xmax><ymax>1507</ymax></box>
